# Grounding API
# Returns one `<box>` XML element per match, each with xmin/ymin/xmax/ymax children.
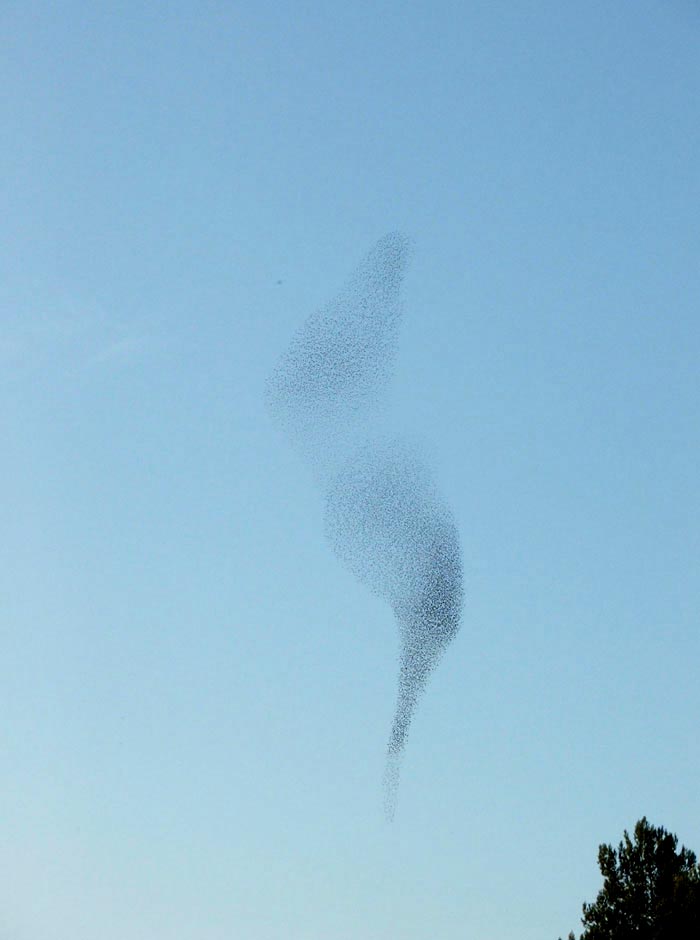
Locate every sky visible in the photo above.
<box><xmin>2</xmin><ymin>2</ymin><xmax>700</xmax><ymax>938</ymax></box>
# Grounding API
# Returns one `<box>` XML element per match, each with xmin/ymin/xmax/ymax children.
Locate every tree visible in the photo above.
<box><xmin>561</xmin><ymin>817</ymin><xmax>700</xmax><ymax>939</ymax></box>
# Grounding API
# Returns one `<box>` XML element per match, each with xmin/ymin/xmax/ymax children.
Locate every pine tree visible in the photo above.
<box><xmin>561</xmin><ymin>817</ymin><xmax>700</xmax><ymax>939</ymax></box>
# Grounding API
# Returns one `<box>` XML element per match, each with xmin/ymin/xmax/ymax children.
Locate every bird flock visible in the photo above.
<box><xmin>266</xmin><ymin>234</ymin><xmax>463</xmax><ymax>819</ymax></box>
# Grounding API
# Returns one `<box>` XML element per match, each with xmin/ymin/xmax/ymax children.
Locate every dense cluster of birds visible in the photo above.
<box><xmin>266</xmin><ymin>233</ymin><xmax>463</xmax><ymax>819</ymax></box>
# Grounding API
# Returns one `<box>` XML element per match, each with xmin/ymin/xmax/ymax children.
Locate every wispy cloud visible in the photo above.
<box><xmin>87</xmin><ymin>333</ymin><xmax>151</xmax><ymax>368</ymax></box>
<box><xmin>1</xmin><ymin>301</ymin><xmax>155</xmax><ymax>378</ymax></box>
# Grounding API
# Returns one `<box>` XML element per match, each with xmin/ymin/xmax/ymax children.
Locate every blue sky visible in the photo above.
<box><xmin>2</xmin><ymin>2</ymin><xmax>700</xmax><ymax>938</ymax></box>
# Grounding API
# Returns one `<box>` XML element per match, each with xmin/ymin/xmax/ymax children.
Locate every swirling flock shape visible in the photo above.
<box><xmin>266</xmin><ymin>234</ymin><xmax>463</xmax><ymax>819</ymax></box>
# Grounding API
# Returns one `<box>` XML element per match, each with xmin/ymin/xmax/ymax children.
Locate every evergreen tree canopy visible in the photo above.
<box><xmin>561</xmin><ymin>817</ymin><xmax>700</xmax><ymax>939</ymax></box>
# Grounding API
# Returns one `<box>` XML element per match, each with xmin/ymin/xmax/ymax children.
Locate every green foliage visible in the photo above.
<box><xmin>561</xmin><ymin>817</ymin><xmax>700</xmax><ymax>939</ymax></box>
